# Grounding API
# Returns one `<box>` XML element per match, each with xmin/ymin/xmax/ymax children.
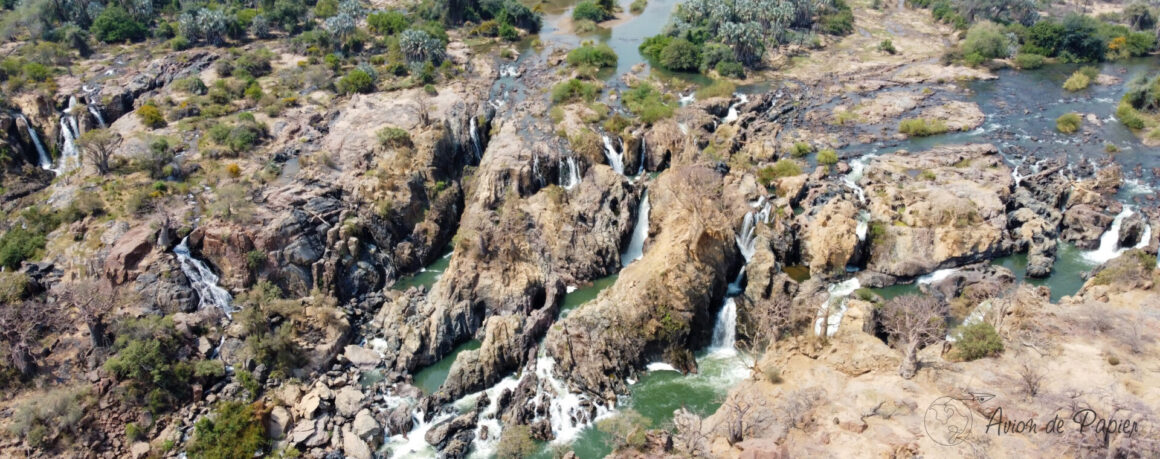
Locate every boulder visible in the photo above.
<box><xmin>352</xmin><ymin>409</ymin><xmax>381</xmax><ymax>445</ymax></box>
<box><xmin>267</xmin><ymin>406</ymin><xmax>293</xmax><ymax>440</ymax></box>
<box><xmin>343</xmin><ymin>345</ymin><xmax>382</xmax><ymax>368</ymax></box>
<box><xmin>104</xmin><ymin>224</ymin><xmax>155</xmax><ymax>284</ymax></box>
<box><xmin>335</xmin><ymin>387</ymin><xmax>365</xmax><ymax>417</ymax></box>
<box><xmin>342</xmin><ymin>426</ymin><xmax>373</xmax><ymax>459</ymax></box>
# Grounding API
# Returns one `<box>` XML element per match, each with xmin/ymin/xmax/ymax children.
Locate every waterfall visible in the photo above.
<box><xmin>527</xmin><ymin>356</ymin><xmax>611</xmax><ymax>443</ymax></box>
<box><xmin>735</xmin><ymin>211</ymin><xmax>757</xmax><ymax>262</ymax></box>
<box><xmin>1083</xmin><ymin>206</ymin><xmax>1136</xmax><ymax>265</ymax></box>
<box><xmin>601</xmin><ymin>134</ymin><xmax>625</xmax><ymax>175</ymax></box>
<box><xmin>463</xmin><ymin>376</ymin><xmax>521</xmax><ymax>459</ymax></box>
<box><xmin>173</xmin><ymin>237</ymin><xmax>236</xmax><ymax>318</ymax></box>
<box><xmin>722</xmin><ymin>93</ymin><xmax>749</xmax><ymax>124</ymax></box>
<box><xmin>560</xmin><ymin>156</ymin><xmax>580</xmax><ymax>190</ymax></box>
<box><xmin>709</xmin><ymin>298</ymin><xmax>738</xmax><ymax>354</ymax></box>
<box><xmin>917</xmin><ymin>267</ymin><xmax>959</xmax><ymax>285</ymax></box>
<box><xmin>620</xmin><ymin>190</ymin><xmax>650</xmax><ymax>267</ymax></box>
<box><xmin>88</xmin><ymin>104</ymin><xmax>106</xmax><ymax>128</ymax></box>
<box><xmin>636</xmin><ymin>138</ymin><xmax>646</xmax><ymax>177</ymax></box>
<box><xmin>678</xmin><ymin>92</ymin><xmax>696</xmax><ymax>107</ymax></box>
<box><xmin>385</xmin><ymin>408</ymin><xmax>455</xmax><ymax>458</ymax></box>
<box><xmin>469</xmin><ymin>116</ymin><xmax>482</xmax><ymax>160</ymax></box>
<box><xmin>1011</xmin><ymin>164</ymin><xmax>1024</xmax><ymax>187</ymax></box>
<box><xmin>843</xmin><ymin>154</ymin><xmax>876</xmax><ymax>203</ymax></box>
<box><xmin>59</xmin><ymin>117</ymin><xmax>79</xmax><ymax>171</ymax></box>
<box><xmin>814</xmin><ymin>278</ymin><xmax>862</xmax><ymax>337</ymax></box>
<box><xmin>17</xmin><ymin>115</ymin><xmax>52</xmax><ymax>170</ymax></box>
<box><xmin>855</xmin><ymin>210</ymin><xmax>870</xmax><ymax>241</ymax></box>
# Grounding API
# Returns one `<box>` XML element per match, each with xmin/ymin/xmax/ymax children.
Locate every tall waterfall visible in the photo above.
<box><xmin>735</xmin><ymin>211</ymin><xmax>758</xmax><ymax>262</ymax></box>
<box><xmin>620</xmin><ymin>190</ymin><xmax>650</xmax><ymax>267</ymax></box>
<box><xmin>1083</xmin><ymin>206</ymin><xmax>1148</xmax><ymax>264</ymax></box>
<box><xmin>469</xmin><ymin>116</ymin><xmax>482</xmax><ymax>160</ymax></box>
<box><xmin>601</xmin><ymin>134</ymin><xmax>625</xmax><ymax>175</ymax></box>
<box><xmin>17</xmin><ymin>115</ymin><xmax>52</xmax><ymax>170</ymax></box>
<box><xmin>709</xmin><ymin>298</ymin><xmax>738</xmax><ymax>354</ymax></box>
<box><xmin>58</xmin><ymin>97</ymin><xmax>81</xmax><ymax>171</ymax></box>
<box><xmin>174</xmin><ymin>237</ymin><xmax>236</xmax><ymax>318</ymax></box>
<box><xmin>722</xmin><ymin>93</ymin><xmax>749</xmax><ymax>124</ymax></box>
<box><xmin>636</xmin><ymin>137</ymin><xmax>646</xmax><ymax>176</ymax></box>
<box><xmin>560</xmin><ymin>156</ymin><xmax>580</xmax><ymax>190</ymax></box>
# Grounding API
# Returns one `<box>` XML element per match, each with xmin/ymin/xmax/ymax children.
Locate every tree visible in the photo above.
<box><xmin>0</xmin><ymin>299</ymin><xmax>58</xmax><ymax>378</ymax></box>
<box><xmin>57</xmin><ymin>279</ymin><xmax>117</xmax><ymax>349</ymax></box>
<box><xmin>77</xmin><ymin>128</ymin><xmax>120</xmax><ymax>175</ymax></box>
<box><xmin>880</xmin><ymin>294</ymin><xmax>948</xmax><ymax>379</ymax></box>
<box><xmin>90</xmin><ymin>6</ymin><xmax>146</xmax><ymax>43</ymax></box>
<box><xmin>660</xmin><ymin>38</ymin><xmax>701</xmax><ymax>71</ymax></box>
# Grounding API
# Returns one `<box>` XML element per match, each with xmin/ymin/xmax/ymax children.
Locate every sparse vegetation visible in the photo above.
<box><xmin>1055</xmin><ymin>112</ymin><xmax>1081</xmax><ymax>133</ymax></box>
<box><xmin>951</xmin><ymin>322</ymin><xmax>1003</xmax><ymax>360</ymax></box>
<box><xmin>898</xmin><ymin>118</ymin><xmax>948</xmax><ymax>137</ymax></box>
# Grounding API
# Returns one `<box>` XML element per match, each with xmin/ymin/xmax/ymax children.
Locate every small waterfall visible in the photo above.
<box><xmin>678</xmin><ymin>92</ymin><xmax>696</xmax><ymax>107</ymax></box>
<box><xmin>469</xmin><ymin>116</ymin><xmax>482</xmax><ymax>160</ymax></box>
<box><xmin>385</xmin><ymin>408</ymin><xmax>455</xmax><ymax>458</ymax></box>
<box><xmin>87</xmin><ymin>104</ymin><xmax>106</xmax><ymax>128</ymax></box>
<box><xmin>1083</xmin><ymin>206</ymin><xmax>1136</xmax><ymax>265</ymax></box>
<box><xmin>601</xmin><ymin>134</ymin><xmax>625</xmax><ymax>175</ymax></box>
<box><xmin>560</xmin><ymin>156</ymin><xmax>580</xmax><ymax>190</ymax></box>
<box><xmin>620</xmin><ymin>190</ymin><xmax>650</xmax><ymax>267</ymax></box>
<box><xmin>709</xmin><ymin>298</ymin><xmax>738</xmax><ymax>354</ymax></box>
<box><xmin>721</xmin><ymin>93</ymin><xmax>749</xmax><ymax>124</ymax></box>
<box><xmin>917</xmin><ymin>267</ymin><xmax>960</xmax><ymax>285</ymax></box>
<box><xmin>463</xmin><ymin>376</ymin><xmax>521</xmax><ymax>459</ymax></box>
<box><xmin>855</xmin><ymin>210</ymin><xmax>870</xmax><ymax>241</ymax></box>
<box><xmin>173</xmin><ymin>237</ymin><xmax>236</xmax><ymax>318</ymax></box>
<box><xmin>735</xmin><ymin>211</ymin><xmax>758</xmax><ymax>262</ymax></box>
<box><xmin>17</xmin><ymin>115</ymin><xmax>52</xmax><ymax>170</ymax></box>
<box><xmin>1011</xmin><ymin>164</ymin><xmax>1024</xmax><ymax>187</ymax></box>
<box><xmin>59</xmin><ymin>117</ymin><xmax>79</xmax><ymax>171</ymax></box>
<box><xmin>527</xmin><ymin>356</ymin><xmax>610</xmax><ymax>443</ymax></box>
<box><xmin>636</xmin><ymin>138</ymin><xmax>646</xmax><ymax>177</ymax></box>
<box><xmin>753</xmin><ymin>197</ymin><xmax>772</xmax><ymax>224</ymax></box>
<box><xmin>843</xmin><ymin>154</ymin><xmax>876</xmax><ymax>203</ymax></box>
<box><xmin>814</xmin><ymin>278</ymin><xmax>862</xmax><ymax>337</ymax></box>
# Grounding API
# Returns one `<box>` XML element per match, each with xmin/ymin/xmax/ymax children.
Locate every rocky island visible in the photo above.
<box><xmin>0</xmin><ymin>0</ymin><xmax>1157</xmax><ymax>457</ymax></box>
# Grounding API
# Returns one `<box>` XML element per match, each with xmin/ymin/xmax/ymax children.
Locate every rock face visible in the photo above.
<box><xmin>544</xmin><ymin>165</ymin><xmax>739</xmax><ymax>397</ymax></box>
<box><xmin>861</xmin><ymin>144</ymin><xmax>1012</xmax><ymax>278</ymax></box>
<box><xmin>802</xmin><ymin>198</ymin><xmax>860</xmax><ymax>277</ymax></box>
<box><xmin>374</xmin><ymin>120</ymin><xmax>637</xmax><ymax>388</ymax></box>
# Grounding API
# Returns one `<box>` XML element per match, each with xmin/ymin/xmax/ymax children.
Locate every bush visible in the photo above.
<box><xmin>567</xmin><ymin>43</ymin><xmax>618</xmax><ymax>69</ymax></box>
<box><xmin>819</xmin><ymin>1</ymin><xmax>855</xmax><ymax>36</ymax></box>
<box><xmin>6</xmin><ymin>386</ymin><xmax>91</xmax><ymax>450</ymax></box>
<box><xmin>898</xmin><ymin>118</ymin><xmax>948</xmax><ymax>137</ymax></box>
<box><xmin>715</xmin><ymin>60</ymin><xmax>745</xmax><ymax>78</ymax></box>
<box><xmin>757</xmin><ymin>159</ymin><xmax>803</xmax><ymax>185</ymax></box>
<box><xmin>137</xmin><ymin>104</ymin><xmax>167</xmax><ymax>129</ymax></box>
<box><xmin>639</xmin><ymin>35</ymin><xmax>672</xmax><ymax>61</ymax></box>
<box><xmin>962</xmin><ymin>21</ymin><xmax>1009</xmax><ymax>60</ymax></box>
<box><xmin>551</xmin><ymin>79</ymin><xmax>602</xmax><ymax>103</ymax></box>
<box><xmin>0</xmin><ymin>227</ymin><xmax>46</xmax><ymax>270</ymax></box>
<box><xmin>188</xmin><ymin>401</ymin><xmax>269</xmax><ymax>459</ymax></box>
<box><xmin>817</xmin><ymin>149</ymin><xmax>838</xmax><ymax>165</ymax></box>
<box><xmin>790</xmin><ymin>141</ymin><xmax>813</xmax><ymax>157</ymax></box>
<box><xmin>622</xmin><ymin>83</ymin><xmax>674</xmax><ymax>123</ymax></box>
<box><xmin>368</xmin><ymin>11</ymin><xmax>408</xmax><ymax>35</ymax></box>
<box><xmin>951</xmin><ymin>322</ymin><xmax>1003</xmax><ymax>361</ymax></box>
<box><xmin>573</xmin><ymin>0</ymin><xmax>611</xmax><ymax>22</ymax></box>
<box><xmin>1062</xmin><ymin>71</ymin><xmax>1091</xmax><ymax>91</ymax></box>
<box><xmin>1116</xmin><ymin>101</ymin><xmax>1146</xmax><ymax>129</ymax></box>
<box><xmin>659</xmin><ymin>39</ymin><xmax>701</xmax><ymax>71</ymax></box>
<box><xmin>377</xmin><ymin>126</ymin><xmax>412</xmax><ymax>148</ymax></box>
<box><xmin>1055</xmin><ymin>112</ymin><xmax>1081</xmax><ymax>133</ymax></box>
<box><xmin>1012</xmin><ymin>53</ymin><xmax>1045</xmax><ymax>69</ymax></box>
<box><xmin>499</xmin><ymin>23</ymin><xmax>519</xmax><ymax>41</ymax></box>
<box><xmin>338</xmin><ymin>69</ymin><xmax>375</xmax><ymax>94</ymax></box>
<box><xmin>878</xmin><ymin>39</ymin><xmax>897</xmax><ymax>54</ymax></box>
<box><xmin>696</xmin><ymin>79</ymin><xmax>736</xmax><ymax>99</ymax></box>
<box><xmin>105</xmin><ymin>316</ymin><xmax>204</xmax><ymax>412</ymax></box>
<box><xmin>91</xmin><ymin>6</ymin><xmax>147</xmax><ymax>43</ymax></box>
<box><xmin>630</xmin><ymin>0</ymin><xmax>647</xmax><ymax>13</ymax></box>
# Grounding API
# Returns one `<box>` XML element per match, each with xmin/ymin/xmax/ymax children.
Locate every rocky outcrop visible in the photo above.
<box><xmin>802</xmin><ymin>198</ymin><xmax>860</xmax><ymax>277</ymax></box>
<box><xmin>94</xmin><ymin>50</ymin><xmax>219</xmax><ymax>123</ymax></box>
<box><xmin>861</xmin><ymin>144</ymin><xmax>1012</xmax><ymax>279</ymax></box>
<box><xmin>544</xmin><ymin>165</ymin><xmax>740</xmax><ymax>398</ymax></box>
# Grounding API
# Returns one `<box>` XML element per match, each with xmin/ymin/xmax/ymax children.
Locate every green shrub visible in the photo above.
<box><xmin>696</xmin><ymin>79</ymin><xmax>736</xmax><ymax>99</ymax></box>
<box><xmin>817</xmin><ymin>149</ymin><xmax>838</xmax><ymax>165</ymax></box>
<box><xmin>1090</xmin><ymin>249</ymin><xmax>1157</xmax><ymax>286</ymax></box>
<box><xmin>0</xmin><ymin>227</ymin><xmax>46</xmax><ymax>270</ymax></box>
<box><xmin>572</xmin><ymin>1</ymin><xmax>611</xmax><ymax>22</ymax></box>
<box><xmin>188</xmin><ymin>401</ymin><xmax>268</xmax><ymax>459</ymax></box>
<box><xmin>551</xmin><ymin>78</ymin><xmax>602</xmax><ymax>103</ymax></box>
<box><xmin>715</xmin><ymin>60</ymin><xmax>745</xmax><ymax>78</ymax></box>
<box><xmin>630</xmin><ymin>0</ymin><xmax>647</xmax><ymax>13</ymax></box>
<box><xmin>951</xmin><ymin>322</ymin><xmax>1003</xmax><ymax>361</ymax></box>
<box><xmin>1062</xmin><ymin>71</ymin><xmax>1091</xmax><ymax>91</ymax></box>
<box><xmin>790</xmin><ymin>141</ymin><xmax>813</xmax><ymax>157</ymax></box>
<box><xmin>878</xmin><ymin>39</ymin><xmax>897</xmax><ymax>54</ymax></box>
<box><xmin>567</xmin><ymin>43</ymin><xmax>618</xmax><ymax>69</ymax></box>
<box><xmin>962</xmin><ymin>21</ymin><xmax>1010</xmax><ymax>59</ymax></box>
<box><xmin>757</xmin><ymin>159</ymin><xmax>803</xmax><ymax>185</ymax></box>
<box><xmin>377</xmin><ymin>126</ymin><xmax>411</xmax><ymax>148</ymax></box>
<box><xmin>338</xmin><ymin>69</ymin><xmax>375</xmax><ymax>94</ymax></box>
<box><xmin>1055</xmin><ymin>112</ymin><xmax>1081</xmax><ymax>133</ymax></box>
<box><xmin>105</xmin><ymin>316</ymin><xmax>205</xmax><ymax>413</ymax></box>
<box><xmin>499</xmin><ymin>23</ymin><xmax>519</xmax><ymax>41</ymax></box>
<box><xmin>1012</xmin><ymin>53</ymin><xmax>1045</xmax><ymax>69</ymax></box>
<box><xmin>659</xmin><ymin>39</ymin><xmax>701</xmax><ymax>71</ymax></box>
<box><xmin>819</xmin><ymin>0</ymin><xmax>855</xmax><ymax>36</ymax></box>
<box><xmin>368</xmin><ymin>11</ymin><xmax>408</xmax><ymax>35</ymax></box>
<box><xmin>91</xmin><ymin>6</ymin><xmax>146</xmax><ymax>43</ymax></box>
<box><xmin>898</xmin><ymin>118</ymin><xmax>948</xmax><ymax>137</ymax></box>
<box><xmin>638</xmin><ymin>34</ymin><xmax>672</xmax><ymax>60</ymax></box>
<box><xmin>622</xmin><ymin>83</ymin><xmax>674</xmax><ymax>123</ymax></box>
<box><xmin>1116</xmin><ymin>101</ymin><xmax>1146</xmax><ymax>129</ymax></box>
<box><xmin>6</xmin><ymin>386</ymin><xmax>92</xmax><ymax>450</ymax></box>
<box><xmin>137</xmin><ymin>104</ymin><xmax>167</xmax><ymax>129</ymax></box>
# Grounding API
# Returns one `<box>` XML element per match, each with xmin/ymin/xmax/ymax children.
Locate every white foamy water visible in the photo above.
<box><xmin>722</xmin><ymin>93</ymin><xmax>749</xmax><ymax>124</ymax></box>
<box><xmin>173</xmin><ymin>237</ymin><xmax>235</xmax><ymax>318</ymax></box>
<box><xmin>1082</xmin><ymin>206</ymin><xmax>1138</xmax><ymax>265</ymax></box>
<box><xmin>814</xmin><ymin>278</ymin><xmax>862</xmax><ymax>337</ymax></box>
<box><xmin>601</xmin><ymin>134</ymin><xmax>625</xmax><ymax>175</ymax></box>
<box><xmin>620</xmin><ymin>190</ymin><xmax>650</xmax><ymax>267</ymax></box>
<box><xmin>646</xmin><ymin>362</ymin><xmax>678</xmax><ymax>372</ymax></box>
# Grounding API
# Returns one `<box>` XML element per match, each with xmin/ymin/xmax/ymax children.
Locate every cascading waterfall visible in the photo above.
<box><xmin>843</xmin><ymin>154</ymin><xmax>875</xmax><ymax>203</ymax></box>
<box><xmin>620</xmin><ymin>190</ymin><xmax>650</xmax><ymax>267</ymax></box>
<box><xmin>636</xmin><ymin>138</ymin><xmax>646</xmax><ymax>177</ymax></box>
<box><xmin>17</xmin><ymin>115</ymin><xmax>52</xmax><ymax>170</ymax></box>
<box><xmin>527</xmin><ymin>356</ymin><xmax>611</xmax><ymax>443</ymax></box>
<box><xmin>721</xmin><ymin>93</ymin><xmax>749</xmax><ymax>124</ymax></box>
<box><xmin>601</xmin><ymin>134</ymin><xmax>625</xmax><ymax>175</ymax></box>
<box><xmin>1083</xmin><ymin>206</ymin><xmax>1139</xmax><ymax>264</ymax></box>
<box><xmin>917</xmin><ymin>267</ymin><xmax>960</xmax><ymax>285</ymax></box>
<box><xmin>735</xmin><ymin>211</ymin><xmax>758</xmax><ymax>262</ymax></box>
<box><xmin>855</xmin><ymin>210</ymin><xmax>870</xmax><ymax>241</ymax></box>
<box><xmin>173</xmin><ymin>237</ymin><xmax>236</xmax><ymax>318</ymax></box>
<box><xmin>469</xmin><ymin>116</ymin><xmax>482</xmax><ymax>160</ymax></box>
<box><xmin>59</xmin><ymin>117</ymin><xmax>79</xmax><ymax>171</ymax></box>
<box><xmin>709</xmin><ymin>298</ymin><xmax>738</xmax><ymax>354</ymax></box>
<box><xmin>814</xmin><ymin>278</ymin><xmax>862</xmax><ymax>337</ymax></box>
<box><xmin>678</xmin><ymin>92</ymin><xmax>696</xmax><ymax>107</ymax></box>
<box><xmin>88</xmin><ymin>104</ymin><xmax>106</xmax><ymax>128</ymax></box>
<box><xmin>560</xmin><ymin>156</ymin><xmax>580</xmax><ymax>190</ymax></box>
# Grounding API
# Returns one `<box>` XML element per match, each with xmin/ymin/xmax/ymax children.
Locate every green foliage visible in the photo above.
<box><xmin>499</xmin><ymin>23</ymin><xmax>519</xmax><ymax>41</ymax></box>
<box><xmin>757</xmin><ymin>159</ymin><xmax>803</xmax><ymax>186</ymax></box>
<box><xmin>105</xmin><ymin>315</ymin><xmax>213</xmax><ymax>413</ymax></box>
<box><xmin>0</xmin><ymin>272</ymin><xmax>29</xmax><ymax>304</ymax></box>
<box><xmin>597</xmin><ymin>409</ymin><xmax>651</xmax><ymax>451</ymax></box>
<box><xmin>1090</xmin><ymin>249</ymin><xmax>1157</xmax><ymax>286</ymax></box>
<box><xmin>496</xmin><ymin>424</ymin><xmax>537</xmax><ymax>458</ymax></box>
<box><xmin>235</xmin><ymin>283</ymin><xmax>308</xmax><ymax>376</ymax></box>
<box><xmin>819</xmin><ymin>0</ymin><xmax>855</xmax><ymax>36</ymax></box>
<box><xmin>368</xmin><ymin>11</ymin><xmax>409</xmax><ymax>35</ymax></box>
<box><xmin>188</xmin><ymin>401</ymin><xmax>268</xmax><ymax>459</ymax></box>
<box><xmin>551</xmin><ymin>78</ymin><xmax>602</xmax><ymax>103</ymax></box>
<box><xmin>951</xmin><ymin>322</ymin><xmax>1003</xmax><ymax>361</ymax></box>
<box><xmin>639</xmin><ymin>34</ymin><xmax>672</xmax><ymax>60</ymax></box>
<box><xmin>817</xmin><ymin>148</ymin><xmax>838</xmax><ymax>165</ymax></box>
<box><xmin>1055</xmin><ymin>112</ymin><xmax>1081</xmax><ymax>133</ymax></box>
<box><xmin>91</xmin><ymin>6</ymin><xmax>146</xmax><ymax>43</ymax></box>
<box><xmin>338</xmin><ymin>69</ymin><xmax>375</xmax><ymax>94</ymax></box>
<box><xmin>0</xmin><ymin>226</ymin><xmax>46</xmax><ymax>270</ymax></box>
<box><xmin>1116</xmin><ymin>100</ymin><xmax>1146</xmax><ymax>130</ymax></box>
<box><xmin>137</xmin><ymin>104</ymin><xmax>167</xmax><ymax>129</ymax></box>
<box><xmin>622</xmin><ymin>83</ymin><xmax>674</xmax><ymax>123</ymax></box>
<box><xmin>715</xmin><ymin>60</ymin><xmax>745</xmax><ymax>78</ymax></box>
<box><xmin>898</xmin><ymin>118</ymin><xmax>948</xmax><ymax>136</ymax></box>
<box><xmin>246</xmin><ymin>250</ymin><xmax>267</xmax><ymax>271</ymax></box>
<box><xmin>696</xmin><ymin>79</ymin><xmax>736</xmax><ymax>99</ymax></box>
<box><xmin>1062</xmin><ymin>71</ymin><xmax>1091</xmax><ymax>91</ymax></box>
<box><xmin>962</xmin><ymin>21</ymin><xmax>1010</xmax><ymax>59</ymax></box>
<box><xmin>630</xmin><ymin>0</ymin><xmax>648</xmax><ymax>13</ymax></box>
<box><xmin>790</xmin><ymin>141</ymin><xmax>813</xmax><ymax>157</ymax></box>
<box><xmin>377</xmin><ymin>126</ymin><xmax>412</xmax><ymax>148</ymax></box>
<box><xmin>573</xmin><ymin>1</ymin><xmax>611</xmax><ymax>22</ymax></box>
<box><xmin>567</xmin><ymin>43</ymin><xmax>618</xmax><ymax>69</ymax></box>
<box><xmin>1012</xmin><ymin>53</ymin><xmax>1045</xmax><ymax>69</ymax></box>
<box><xmin>878</xmin><ymin>39</ymin><xmax>897</xmax><ymax>54</ymax></box>
<box><xmin>1124</xmin><ymin>73</ymin><xmax>1160</xmax><ymax>113</ymax></box>
<box><xmin>659</xmin><ymin>38</ymin><xmax>701</xmax><ymax>71</ymax></box>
